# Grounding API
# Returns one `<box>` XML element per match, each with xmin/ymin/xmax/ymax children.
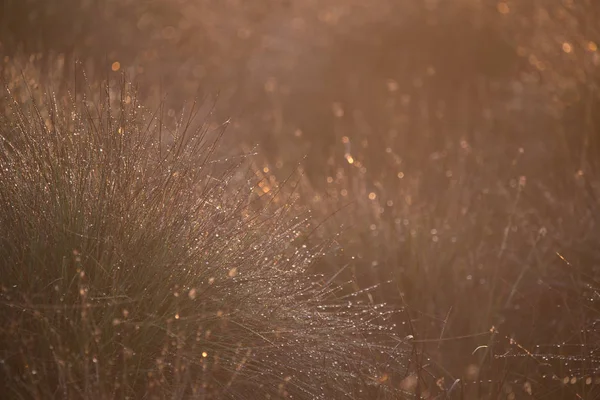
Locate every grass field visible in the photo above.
<box><xmin>1</xmin><ymin>1</ymin><xmax>600</xmax><ymax>398</ymax></box>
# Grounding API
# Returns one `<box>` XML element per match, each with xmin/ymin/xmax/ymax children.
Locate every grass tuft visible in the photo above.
<box><xmin>0</xmin><ymin>72</ymin><xmax>408</xmax><ymax>399</ymax></box>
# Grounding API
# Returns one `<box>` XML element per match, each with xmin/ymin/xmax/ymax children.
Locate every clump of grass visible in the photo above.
<box><xmin>0</xmin><ymin>72</ymin><xmax>408</xmax><ymax>399</ymax></box>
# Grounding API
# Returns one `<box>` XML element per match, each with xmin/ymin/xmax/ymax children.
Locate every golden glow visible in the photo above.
<box><xmin>497</xmin><ymin>2</ymin><xmax>510</xmax><ymax>14</ymax></box>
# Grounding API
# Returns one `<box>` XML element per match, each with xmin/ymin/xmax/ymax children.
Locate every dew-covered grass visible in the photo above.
<box><xmin>3</xmin><ymin>1</ymin><xmax>600</xmax><ymax>399</ymax></box>
<box><xmin>0</xmin><ymin>72</ymin><xmax>408</xmax><ymax>399</ymax></box>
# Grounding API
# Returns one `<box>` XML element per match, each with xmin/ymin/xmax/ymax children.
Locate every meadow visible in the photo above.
<box><xmin>1</xmin><ymin>1</ymin><xmax>600</xmax><ymax>398</ymax></box>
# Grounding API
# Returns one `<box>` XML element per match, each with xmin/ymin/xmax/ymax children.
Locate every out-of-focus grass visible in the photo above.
<box><xmin>2</xmin><ymin>1</ymin><xmax>600</xmax><ymax>398</ymax></box>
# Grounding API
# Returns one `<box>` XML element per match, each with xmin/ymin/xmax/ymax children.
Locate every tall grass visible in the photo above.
<box><xmin>4</xmin><ymin>2</ymin><xmax>600</xmax><ymax>398</ymax></box>
<box><xmin>0</xmin><ymin>72</ymin><xmax>408</xmax><ymax>399</ymax></box>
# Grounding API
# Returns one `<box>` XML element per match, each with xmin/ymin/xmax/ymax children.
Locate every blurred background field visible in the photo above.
<box><xmin>2</xmin><ymin>0</ymin><xmax>600</xmax><ymax>398</ymax></box>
